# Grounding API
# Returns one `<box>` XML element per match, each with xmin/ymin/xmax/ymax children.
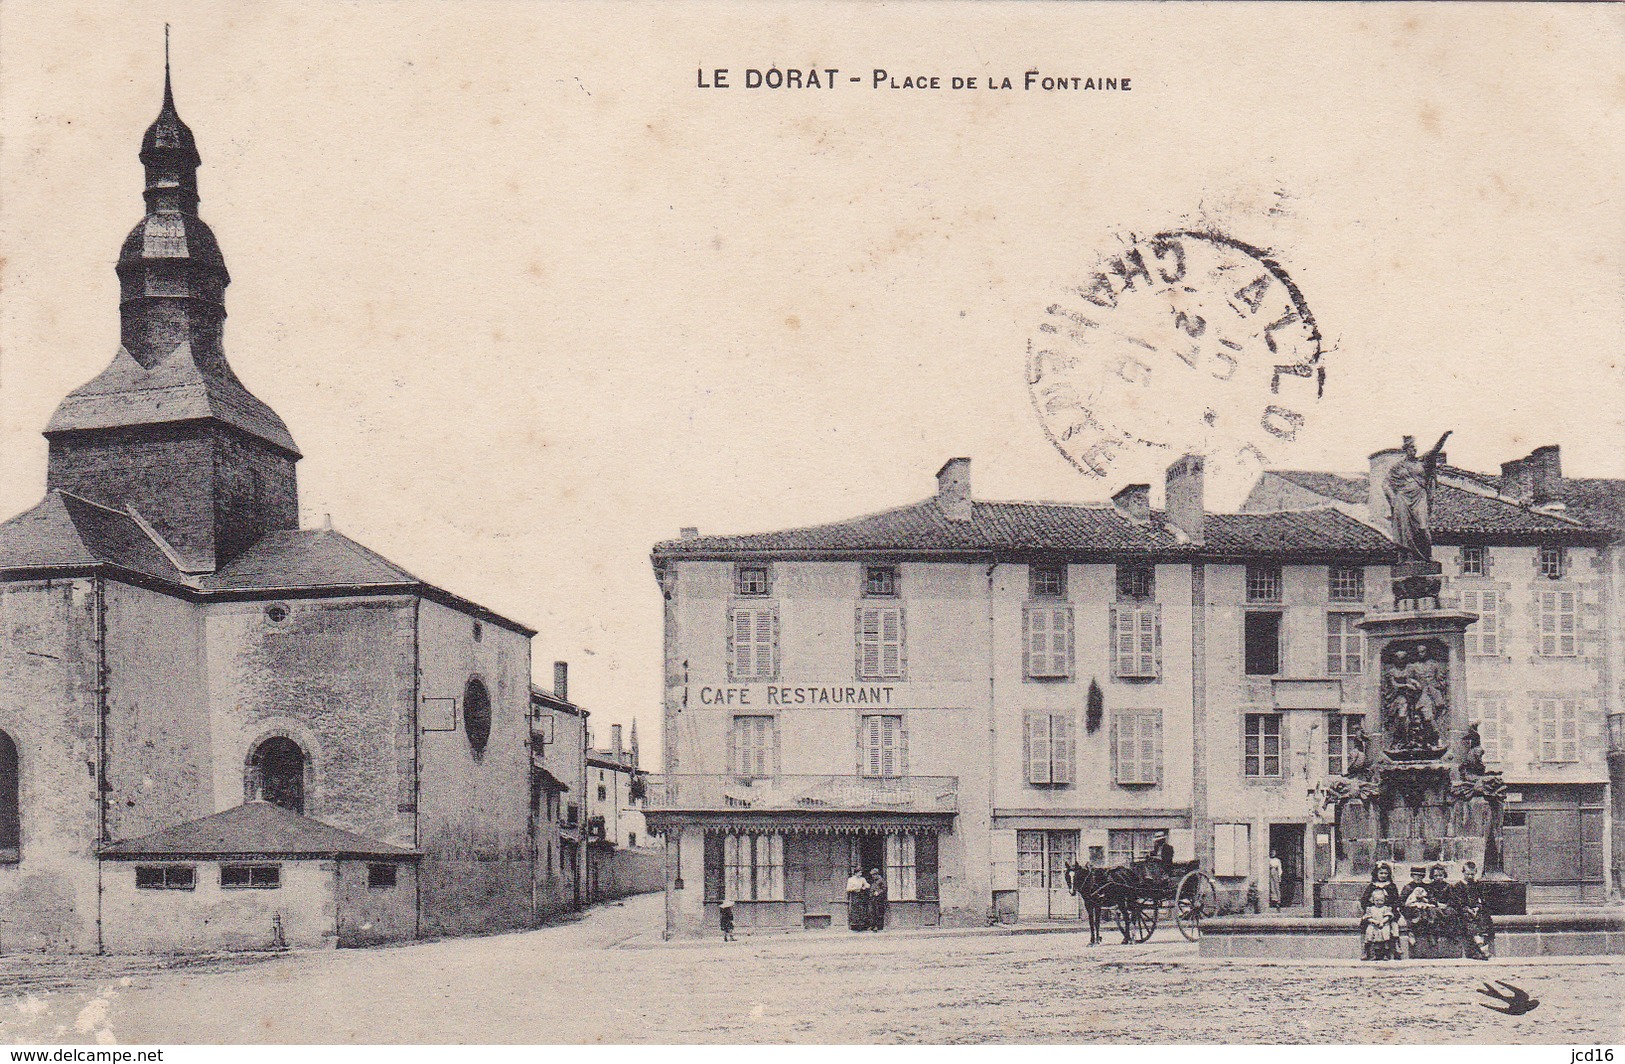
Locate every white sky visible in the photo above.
<box><xmin>2</xmin><ymin>2</ymin><xmax>1621</xmax><ymax>746</ymax></box>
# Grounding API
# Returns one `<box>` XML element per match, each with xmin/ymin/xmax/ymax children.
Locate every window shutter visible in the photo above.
<box><xmin>1027</xmin><ymin>715</ymin><xmax>1051</xmax><ymax>784</ymax></box>
<box><xmin>771</xmin><ymin>716</ymin><xmax>781</xmax><ymax>777</ymax></box>
<box><xmin>770</xmin><ymin>608</ymin><xmax>781</xmax><ymax>678</ymax></box>
<box><xmin>727</xmin><ymin>717</ymin><xmax>738</xmax><ymax>775</ymax></box>
<box><xmin>856</xmin><ymin>713</ymin><xmax>867</xmax><ymax>777</ymax></box>
<box><xmin>727</xmin><ymin>608</ymin><xmax>740</xmax><ymax>681</ymax></box>
<box><xmin>898</xmin><ymin>715</ymin><xmax>910</xmax><ymax>777</ymax></box>
<box><xmin>1053</xmin><ymin>714</ymin><xmax>1075</xmax><ymax>785</ymax></box>
<box><xmin>1062</xmin><ymin>607</ymin><xmax>1076</xmax><ymax>678</ymax></box>
<box><xmin>1022</xmin><ymin>607</ymin><xmax>1034</xmax><ymax>678</ymax></box>
<box><xmin>1153</xmin><ymin>713</ymin><xmax>1164</xmax><ymax>785</ymax></box>
<box><xmin>1111</xmin><ymin>714</ymin><xmax>1124</xmax><ymax>782</ymax></box>
<box><xmin>1023</xmin><ymin>714</ymin><xmax>1032</xmax><ymax>783</ymax></box>
<box><xmin>897</xmin><ymin>608</ymin><xmax>908</xmax><ymax>679</ymax></box>
<box><xmin>915</xmin><ymin>831</ymin><xmax>939</xmax><ymax>901</ymax></box>
<box><xmin>1109</xmin><ymin>606</ymin><xmax>1123</xmax><ymax>677</ymax></box>
<box><xmin>1152</xmin><ymin>604</ymin><xmax>1163</xmax><ymax>679</ymax></box>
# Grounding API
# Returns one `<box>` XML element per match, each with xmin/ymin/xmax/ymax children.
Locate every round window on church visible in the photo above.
<box><xmin>463</xmin><ymin>678</ymin><xmax>492</xmax><ymax>757</ymax></box>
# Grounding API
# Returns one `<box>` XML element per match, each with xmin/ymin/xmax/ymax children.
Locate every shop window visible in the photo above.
<box><xmin>1328</xmin><ymin>566</ymin><xmax>1364</xmax><ymax>603</ymax></box>
<box><xmin>221</xmin><ymin>864</ymin><xmax>281</xmax><ymax>890</ymax></box>
<box><xmin>728</xmin><ymin>606</ymin><xmax>779</xmax><ymax>681</ymax></box>
<box><xmin>1111</xmin><ymin>603</ymin><xmax>1161</xmax><ymax>679</ymax></box>
<box><xmin>1024</xmin><ymin>713</ymin><xmax>1075</xmax><ymax>785</ymax></box>
<box><xmin>1246</xmin><ymin>565</ymin><xmax>1282</xmax><ymax>603</ymax></box>
<box><xmin>859</xmin><ymin>714</ymin><xmax>905</xmax><ymax>778</ymax></box>
<box><xmin>1461</xmin><ymin>591</ymin><xmax>1500</xmax><ymax>655</ymax></box>
<box><xmin>1244</xmin><ymin>713</ymin><xmax>1283</xmax><ymax>778</ymax></box>
<box><xmin>248</xmin><ymin>736</ymin><xmax>307</xmax><ymax>815</ymax></box>
<box><xmin>731</xmin><ymin>715</ymin><xmax>777</xmax><ymax>778</ymax></box>
<box><xmin>1030</xmin><ymin>563</ymin><xmax>1067</xmax><ymax>598</ymax></box>
<box><xmin>1113</xmin><ymin>711</ymin><xmax>1162</xmax><ymax>786</ymax></box>
<box><xmin>724</xmin><ymin>833</ymin><xmax>784</xmax><ymax>901</ymax></box>
<box><xmin>1107</xmin><ymin>828</ymin><xmax>1161</xmax><ymax>868</ymax></box>
<box><xmin>855</xmin><ymin>606</ymin><xmax>906</xmax><ymax>680</ymax></box>
<box><xmin>0</xmin><ymin>730</ymin><xmax>17</xmax><ymax>861</ymax></box>
<box><xmin>886</xmin><ymin>834</ymin><xmax>917</xmax><ymax>902</ymax></box>
<box><xmin>1244</xmin><ymin>612</ymin><xmax>1282</xmax><ymax>676</ymax></box>
<box><xmin>1326</xmin><ymin>612</ymin><xmax>1364</xmax><ymax>674</ymax></box>
<box><xmin>1537</xmin><ymin>591</ymin><xmax>1577</xmax><ymax>656</ymax></box>
<box><xmin>367</xmin><ymin>863</ymin><xmax>397</xmax><ymax>889</ymax></box>
<box><xmin>464</xmin><ymin>679</ymin><xmax>493</xmax><ymax>756</ymax></box>
<box><xmin>1024</xmin><ymin>605</ymin><xmax>1074</xmax><ymax>679</ymax></box>
<box><xmin>135</xmin><ymin>865</ymin><xmax>196</xmax><ymax>890</ymax></box>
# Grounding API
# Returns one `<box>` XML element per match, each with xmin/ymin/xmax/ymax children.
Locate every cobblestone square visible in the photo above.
<box><xmin>2</xmin><ymin>895</ymin><xmax>1620</xmax><ymax>1045</ymax></box>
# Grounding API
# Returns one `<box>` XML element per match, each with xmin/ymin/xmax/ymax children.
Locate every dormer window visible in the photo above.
<box><xmin>864</xmin><ymin>565</ymin><xmax>899</xmax><ymax>598</ymax></box>
<box><xmin>1539</xmin><ymin>545</ymin><xmax>1566</xmax><ymax>580</ymax></box>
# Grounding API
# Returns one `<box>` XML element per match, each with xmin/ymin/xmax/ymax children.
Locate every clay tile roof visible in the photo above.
<box><xmin>654</xmin><ymin>496</ymin><xmax>1394</xmax><ymax>559</ymax></box>
<box><xmin>1557</xmin><ymin>478</ymin><xmax>1625</xmax><ymax>534</ymax></box>
<box><xmin>200</xmin><ymin>529</ymin><xmax>419</xmax><ymax>591</ymax></box>
<box><xmin>1272</xmin><ymin>470</ymin><xmax>1591</xmax><ymax>537</ymax></box>
<box><xmin>0</xmin><ymin>491</ymin><xmax>184</xmax><ymax>582</ymax></box>
<box><xmin>100</xmin><ymin>801</ymin><xmax>419</xmax><ymax>860</ymax></box>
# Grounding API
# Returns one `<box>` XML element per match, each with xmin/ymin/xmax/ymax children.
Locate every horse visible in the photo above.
<box><xmin>1066</xmin><ymin>861</ymin><xmax>1138</xmax><ymax>945</ymax></box>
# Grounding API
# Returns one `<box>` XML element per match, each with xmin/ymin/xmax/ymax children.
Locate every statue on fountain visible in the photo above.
<box><xmin>1385</xmin><ymin>431</ymin><xmax>1452</xmax><ymax>603</ymax></box>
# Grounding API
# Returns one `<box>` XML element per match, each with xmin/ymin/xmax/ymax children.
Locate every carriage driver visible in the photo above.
<box><xmin>1151</xmin><ymin>832</ymin><xmax>1175</xmax><ymax>874</ymax></box>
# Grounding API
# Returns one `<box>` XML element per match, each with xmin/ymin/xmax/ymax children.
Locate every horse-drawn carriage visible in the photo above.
<box><xmin>1066</xmin><ymin>856</ymin><xmax>1219</xmax><ymax>943</ymax></box>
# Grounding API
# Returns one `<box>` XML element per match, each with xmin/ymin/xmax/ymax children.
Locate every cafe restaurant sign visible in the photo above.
<box><xmin>693</xmin><ymin>684</ymin><xmax>897</xmax><ymax>707</ymax></box>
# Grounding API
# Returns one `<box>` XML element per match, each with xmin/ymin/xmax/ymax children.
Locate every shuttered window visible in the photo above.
<box><xmin>1471</xmin><ymin>695</ymin><xmax>1508</xmax><ymax>764</ymax></box>
<box><xmin>1326</xmin><ymin>713</ymin><xmax>1363</xmax><ymax>776</ymax></box>
<box><xmin>1024</xmin><ymin>605</ymin><xmax>1074</xmax><ymax>679</ymax></box>
<box><xmin>728</xmin><ymin>606</ymin><xmax>779</xmax><ymax>681</ymax></box>
<box><xmin>859</xmin><ymin>714</ymin><xmax>905</xmax><ymax>778</ymax></box>
<box><xmin>1536</xmin><ymin>699</ymin><xmax>1579</xmax><ymax>763</ymax></box>
<box><xmin>1537</xmin><ymin>591</ymin><xmax>1577</xmax><ymax>657</ymax></box>
<box><xmin>1110</xmin><ymin>604</ymin><xmax>1161</xmax><ymax>679</ymax></box>
<box><xmin>1024</xmin><ymin>713</ymin><xmax>1076</xmax><ymax>785</ymax></box>
<box><xmin>1114</xmin><ymin>711</ymin><xmax>1163</xmax><ymax>785</ymax></box>
<box><xmin>855</xmin><ymin>606</ymin><xmax>906</xmax><ymax>680</ymax></box>
<box><xmin>731</xmin><ymin>715</ymin><xmax>777</xmax><ymax>778</ymax></box>
<box><xmin>1325</xmin><ymin>612</ymin><xmax>1364</xmax><ymax>674</ymax></box>
<box><xmin>1461</xmin><ymin>591</ymin><xmax>1500</xmax><ymax>656</ymax></box>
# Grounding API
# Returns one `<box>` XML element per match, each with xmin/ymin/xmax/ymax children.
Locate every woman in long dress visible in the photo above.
<box><xmin>1268</xmin><ymin>851</ymin><xmax>1284</xmax><ymax>908</ymax></box>
<box><xmin>845</xmin><ymin>868</ymin><xmax>869</xmax><ymax>931</ymax></box>
<box><xmin>1360</xmin><ymin>863</ymin><xmax>1401</xmax><ymax>961</ymax></box>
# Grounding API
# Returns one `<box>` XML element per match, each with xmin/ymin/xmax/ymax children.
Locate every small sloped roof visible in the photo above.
<box><xmin>200</xmin><ymin>529</ymin><xmax>419</xmax><ymax>591</ymax></box>
<box><xmin>46</xmin><ymin>342</ymin><xmax>299</xmax><ymax>457</ymax></box>
<box><xmin>0</xmin><ymin>492</ymin><xmax>184</xmax><ymax>582</ymax></box>
<box><xmin>653</xmin><ymin>496</ymin><xmax>1394</xmax><ymax>559</ymax></box>
<box><xmin>100</xmin><ymin>801</ymin><xmax>418</xmax><ymax>860</ymax></box>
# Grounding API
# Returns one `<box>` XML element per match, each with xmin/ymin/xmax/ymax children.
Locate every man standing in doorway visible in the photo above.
<box><xmin>868</xmin><ymin>868</ymin><xmax>888</xmax><ymax>932</ymax></box>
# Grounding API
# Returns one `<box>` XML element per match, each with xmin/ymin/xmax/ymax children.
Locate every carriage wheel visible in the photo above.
<box><xmin>1114</xmin><ymin>894</ymin><xmax>1157</xmax><ymax>943</ymax></box>
<box><xmin>1175</xmin><ymin>871</ymin><xmax>1218</xmax><ymax>941</ymax></box>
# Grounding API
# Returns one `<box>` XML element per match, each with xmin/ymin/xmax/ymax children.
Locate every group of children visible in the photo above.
<box><xmin>1359</xmin><ymin>859</ymin><xmax>1495</xmax><ymax>960</ymax></box>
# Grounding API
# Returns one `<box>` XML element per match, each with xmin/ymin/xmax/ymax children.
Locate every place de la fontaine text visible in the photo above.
<box><xmin>696</xmin><ymin>67</ymin><xmax>1130</xmax><ymax>91</ymax></box>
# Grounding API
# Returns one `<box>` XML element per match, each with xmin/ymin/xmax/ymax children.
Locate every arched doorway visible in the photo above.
<box><xmin>248</xmin><ymin>736</ymin><xmax>307</xmax><ymax>815</ymax></box>
<box><xmin>0</xmin><ymin>729</ymin><xmax>19</xmax><ymax>858</ymax></box>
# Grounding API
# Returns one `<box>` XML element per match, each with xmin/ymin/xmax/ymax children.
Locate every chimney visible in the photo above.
<box><xmin>1369</xmin><ymin>447</ymin><xmax>1405</xmax><ymax>530</ymax></box>
<box><xmin>553</xmin><ymin>660</ymin><xmax>569</xmax><ymax>702</ymax></box>
<box><xmin>630</xmin><ymin>720</ymin><xmax>640</xmax><ymax>770</ymax></box>
<box><xmin>1528</xmin><ymin>445</ymin><xmax>1562</xmax><ymax>504</ymax></box>
<box><xmin>935</xmin><ymin>457</ymin><xmax>973</xmax><ymax>522</ymax></box>
<box><xmin>612</xmin><ymin>724</ymin><xmax>623</xmax><ymax>764</ymax></box>
<box><xmin>1112</xmin><ymin>483</ymin><xmax>1150</xmax><ymax>524</ymax></box>
<box><xmin>679</xmin><ymin>526</ymin><xmax>699</xmax><ymax>540</ymax></box>
<box><xmin>1164</xmin><ymin>456</ymin><xmax>1205</xmax><ymax>544</ymax></box>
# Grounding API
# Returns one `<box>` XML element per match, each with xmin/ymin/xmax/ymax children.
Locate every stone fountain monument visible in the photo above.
<box><xmin>1318</xmin><ymin>432</ymin><xmax>1527</xmax><ymax>927</ymax></box>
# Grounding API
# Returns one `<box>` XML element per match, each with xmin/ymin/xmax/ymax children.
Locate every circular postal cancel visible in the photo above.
<box><xmin>1027</xmin><ymin>230</ymin><xmax>1326</xmax><ymax>490</ymax></box>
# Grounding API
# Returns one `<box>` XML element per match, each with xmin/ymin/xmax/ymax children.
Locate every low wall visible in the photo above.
<box><xmin>591</xmin><ymin>847</ymin><xmax>663</xmax><ymax>902</ymax></box>
<box><xmin>1200</xmin><ymin>911</ymin><xmax>1625</xmax><ymax>959</ymax></box>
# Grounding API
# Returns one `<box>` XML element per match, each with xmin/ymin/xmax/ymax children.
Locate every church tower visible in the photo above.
<box><xmin>43</xmin><ymin>59</ymin><xmax>299</xmax><ymax>573</ymax></box>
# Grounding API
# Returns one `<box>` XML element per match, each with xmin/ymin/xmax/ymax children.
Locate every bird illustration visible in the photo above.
<box><xmin>1477</xmin><ymin>981</ymin><xmax>1539</xmax><ymax>1016</ymax></box>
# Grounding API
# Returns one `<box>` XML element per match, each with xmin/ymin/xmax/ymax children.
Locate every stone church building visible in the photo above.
<box><xmin>0</xmin><ymin>71</ymin><xmax>538</xmax><ymax>952</ymax></box>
